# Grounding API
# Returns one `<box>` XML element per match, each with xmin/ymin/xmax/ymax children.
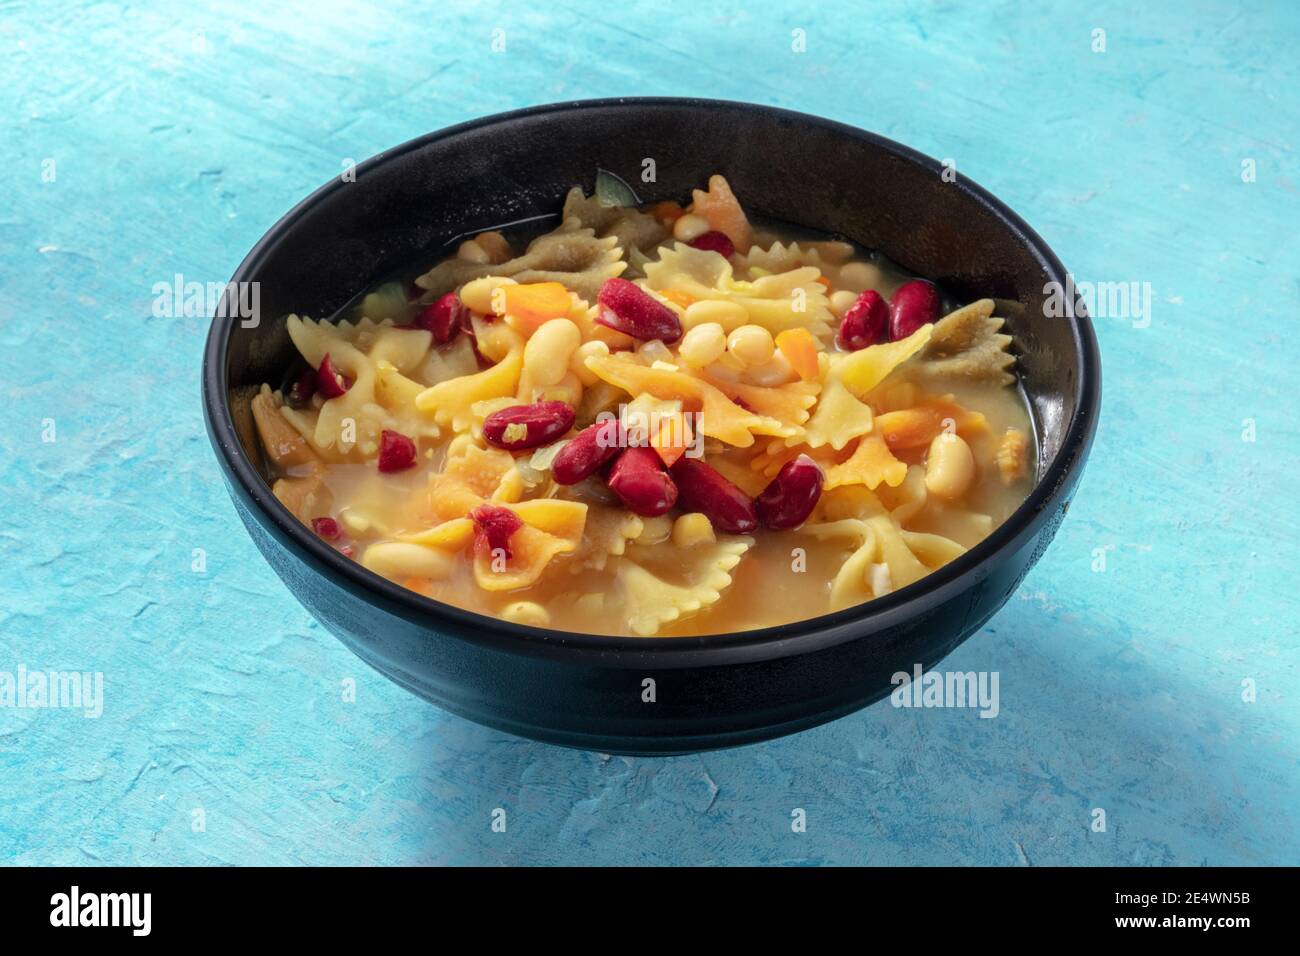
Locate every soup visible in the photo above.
<box><xmin>250</xmin><ymin>174</ymin><xmax>1035</xmax><ymax>636</ymax></box>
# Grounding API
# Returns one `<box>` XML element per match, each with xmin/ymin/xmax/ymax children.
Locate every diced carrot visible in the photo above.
<box><xmin>499</xmin><ymin>282</ymin><xmax>571</xmax><ymax>332</ymax></box>
<box><xmin>875</xmin><ymin>399</ymin><xmax>987</xmax><ymax>450</ymax></box>
<box><xmin>647</xmin><ymin>201</ymin><xmax>686</xmax><ymax>227</ymax></box>
<box><xmin>650</xmin><ymin>411</ymin><xmax>693</xmax><ymax>467</ymax></box>
<box><xmin>775</xmin><ymin>328</ymin><xmax>820</xmax><ymax>381</ymax></box>
<box><xmin>814</xmin><ymin>275</ymin><xmax>831</xmax><ymax>290</ymax></box>
<box><xmin>874</xmin><ymin>407</ymin><xmax>946</xmax><ymax>449</ymax></box>
<box><xmin>658</xmin><ymin>288</ymin><xmax>695</xmax><ymax>309</ymax></box>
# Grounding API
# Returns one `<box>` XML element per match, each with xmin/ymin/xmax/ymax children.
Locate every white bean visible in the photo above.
<box><xmin>361</xmin><ymin>542</ymin><xmax>454</xmax><ymax>581</ymax></box>
<box><xmin>524</xmin><ymin>318</ymin><xmax>581</xmax><ymax>387</ymax></box>
<box><xmin>924</xmin><ymin>433</ymin><xmax>976</xmax><ymax>500</ymax></box>
<box><xmin>673</xmin><ymin>213</ymin><xmax>710</xmax><ymax>242</ymax></box>
<box><xmin>501</xmin><ymin>601</ymin><xmax>551</xmax><ymax>627</ymax></box>
<box><xmin>678</xmin><ymin>322</ymin><xmax>727</xmax><ymax>367</ymax></box>
<box><xmin>838</xmin><ymin>261</ymin><xmax>882</xmax><ymax>293</ymax></box>
<box><xmin>459</xmin><ymin>275</ymin><xmax>516</xmax><ymax>314</ymax></box>
<box><xmin>683</xmin><ymin>298</ymin><xmax>747</xmax><ymax>331</ymax></box>
<box><xmin>727</xmin><ymin>324</ymin><xmax>775</xmax><ymax>367</ymax></box>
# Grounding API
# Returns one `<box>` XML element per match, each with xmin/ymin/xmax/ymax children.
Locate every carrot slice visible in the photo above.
<box><xmin>499</xmin><ymin>282</ymin><xmax>571</xmax><ymax>332</ymax></box>
<box><xmin>657</xmin><ymin>288</ymin><xmax>695</xmax><ymax>310</ymax></box>
<box><xmin>874</xmin><ymin>407</ymin><xmax>945</xmax><ymax>449</ymax></box>
<box><xmin>650</xmin><ymin>411</ymin><xmax>693</xmax><ymax>467</ymax></box>
<box><xmin>775</xmin><ymin>328</ymin><xmax>820</xmax><ymax>381</ymax></box>
<box><xmin>875</xmin><ymin>400</ymin><xmax>987</xmax><ymax>449</ymax></box>
<box><xmin>647</xmin><ymin>201</ymin><xmax>685</xmax><ymax>227</ymax></box>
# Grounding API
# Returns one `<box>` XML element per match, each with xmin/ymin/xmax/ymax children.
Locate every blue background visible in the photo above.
<box><xmin>2</xmin><ymin>0</ymin><xmax>1297</xmax><ymax>865</ymax></box>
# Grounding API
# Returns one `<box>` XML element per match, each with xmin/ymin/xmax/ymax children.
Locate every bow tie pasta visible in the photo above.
<box><xmin>251</xmin><ymin>174</ymin><xmax>1034</xmax><ymax>636</ymax></box>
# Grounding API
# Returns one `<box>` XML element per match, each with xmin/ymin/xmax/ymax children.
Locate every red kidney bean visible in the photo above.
<box><xmin>552</xmin><ymin>418</ymin><xmax>623</xmax><ymax>485</ymax></box>
<box><xmin>311</xmin><ymin>516</ymin><xmax>341</xmax><ymax>540</ymax></box>
<box><xmin>670</xmin><ymin>458</ymin><xmax>758</xmax><ymax>534</ymax></box>
<box><xmin>414</xmin><ymin>291</ymin><xmax>465</xmax><ymax>344</ymax></box>
<box><xmin>483</xmin><ymin>401</ymin><xmax>576</xmax><ymax>451</ymax></box>
<box><xmin>595</xmin><ymin>277</ymin><xmax>682</xmax><ymax>342</ymax></box>
<box><xmin>889</xmin><ymin>279</ymin><xmax>941</xmax><ymax>341</ymax></box>
<box><xmin>689</xmin><ymin>230</ymin><xmax>735</xmax><ymax>258</ymax></box>
<box><xmin>607</xmin><ymin>447</ymin><xmax>678</xmax><ymax>517</ymax></box>
<box><xmin>286</xmin><ymin>367</ymin><xmax>318</xmax><ymax>407</ymax></box>
<box><xmin>836</xmin><ymin>290</ymin><xmax>889</xmax><ymax>351</ymax></box>
<box><xmin>755</xmin><ymin>454</ymin><xmax>824</xmax><ymax>530</ymax></box>
<box><xmin>469</xmin><ymin>503</ymin><xmax>524</xmax><ymax>560</ymax></box>
<box><xmin>316</xmin><ymin>353</ymin><xmax>351</xmax><ymax>398</ymax></box>
<box><xmin>377</xmin><ymin>429</ymin><xmax>417</xmax><ymax>472</ymax></box>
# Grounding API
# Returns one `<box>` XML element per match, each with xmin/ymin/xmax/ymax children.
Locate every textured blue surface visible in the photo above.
<box><xmin>2</xmin><ymin>0</ymin><xmax>1298</xmax><ymax>866</ymax></box>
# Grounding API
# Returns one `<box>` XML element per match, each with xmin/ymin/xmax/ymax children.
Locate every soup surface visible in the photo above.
<box><xmin>251</xmin><ymin>174</ymin><xmax>1035</xmax><ymax>636</ymax></box>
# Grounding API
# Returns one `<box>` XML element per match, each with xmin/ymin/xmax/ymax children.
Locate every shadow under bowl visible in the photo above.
<box><xmin>202</xmin><ymin>98</ymin><xmax>1100</xmax><ymax>755</ymax></box>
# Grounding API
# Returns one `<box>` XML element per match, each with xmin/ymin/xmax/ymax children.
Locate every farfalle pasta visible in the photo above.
<box><xmin>251</xmin><ymin>175</ymin><xmax>1035</xmax><ymax>636</ymax></box>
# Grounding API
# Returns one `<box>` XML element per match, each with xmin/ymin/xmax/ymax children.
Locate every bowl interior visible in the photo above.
<box><xmin>221</xmin><ymin>101</ymin><xmax>1084</xmax><ymax>492</ymax></box>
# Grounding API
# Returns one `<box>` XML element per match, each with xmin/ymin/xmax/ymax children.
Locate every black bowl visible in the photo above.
<box><xmin>202</xmin><ymin>98</ymin><xmax>1100</xmax><ymax>755</ymax></box>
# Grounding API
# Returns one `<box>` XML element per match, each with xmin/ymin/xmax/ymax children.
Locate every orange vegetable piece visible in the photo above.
<box><xmin>647</xmin><ymin>201</ymin><xmax>686</xmax><ymax>227</ymax></box>
<box><xmin>814</xmin><ymin>275</ymin><xmax>831</xmax><ymax>290</ymax></box>
<box><xmin>875</xmin><ymin>400</ymin><xmax>987</xmax><ymax>450</ymax></box>
<box><xmin>499</xmin><ymin>282</ymin><xmax>571</xmax><ymax>332</ymax></box>
<box><xmin>658</xmin><ymin>288</ymin><xmax>696</xmax><ymax>309</ymax></box>
<box><xmin>875</xmin><ymin>407</ymin><xmax>946</xmax><ymax>449</ymax></box>
<box><xmin>775</xmin><ymin>328</ymin><xmax>820</xmax><ymax>381</ymax></box>
<box><xmin>649</xmin><ymin>411</ymin><xmax>693</xmax><ymax>467</ymax></box>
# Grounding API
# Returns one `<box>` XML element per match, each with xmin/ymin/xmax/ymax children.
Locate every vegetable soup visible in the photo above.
<box><xmin>251</xmin><ymin>174</ymin><xmax>1035</xmax><ymax>636</ymax></box>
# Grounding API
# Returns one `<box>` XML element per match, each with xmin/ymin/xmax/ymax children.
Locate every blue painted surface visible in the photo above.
<box><xmin>2</xmin><ymin>0</ymin><xmax>1297</xmax><ymax>865</ymax></box>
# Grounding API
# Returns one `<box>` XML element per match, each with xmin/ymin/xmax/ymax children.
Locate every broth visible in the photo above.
<box><xmin>251</xmin><ymin>175</ymin><xmax>1035</xmax><ymax>636</ymax></box>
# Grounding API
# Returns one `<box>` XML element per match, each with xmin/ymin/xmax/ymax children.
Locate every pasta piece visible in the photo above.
<box><xmin>285</xmin><ymin>314</ymin><xmax>394</xmax><ymax>367</ymax></box>
<box><xmin>738</xmin><ymin>239</ymin><xmax>854</xmax><ymax>275</ymax></box>
<box><xmin>272</xmin><ymin>472</ymin><xmax>329</xmax><ymax>524</ymax></box>
<box><xmin>917</xmin><ymin>299</ymin><xmax>1016</xmax><ymax>386</ymax></box>
<box><xmin>706</xmin><ymin>453</ymin><xmax>773</xmax><ymax>498</ymax></box>
<box><xmin>415</xmin><ymin>330</ymin><xmax>524</xmax><ymax>433</ymax></box>
<box><xmin>427</xmin><ymin>445</ymin><xmax>519</xmax><ymax>521</ymax></box>
<box><xmin>569</xmin><ymin>503</ymin><xmax>645</xmax><ymax>572</ymax></box>
<box><xmin>996</xmin><ymin>427</ymin><xmax>1030</xmax><ymax>484</ymax></box>
<box><xmin>698</xmin><ymin>370</ymin><xmax>820</xmax><ymax>440</ymax></box>
<box><xmin>251</xmin><ymin>387</ymin><xmax>320</xmax><ymax>471</ymax></box>
<box><xmin>401</xmin><ymin>517</ymin><xmax>475</xmax><ymax>550</ymax></box>
<box><xmin>814</xmin><ymin>484</ymin><xmax>888</xmax><ymax>522</ymax></box>
<box><xmin>867</xmin><ymin>515</ymin><xmax>930</xmax><ymax>590</ymax></box>
<box><xmin>643</xmin><ymin>244</ymin><xmax>833</xmax><ymax>339</ymax></box>
<box><xmin>560</xmin><ymin>186</ymin><xmax>669</xmax><ymax>253</ymax></box>
<box><xmin>899</xmin><ymin>529</ymin><xmax>967</xmax><ymax>569</ymax></box>
<box><xmin>690</xmin><ymin>174</ymin><xmax>753</xmax><ymax>253</ymax></box>
<box><xmin>877</xmin><ymin>464</ymin><xmax>928</xmax><ymax>524</ymax></box>
<box><xmin>418</xmin><ymin>334</ymin><xmax>480</xmax><ymax>386</ymax></box>
<box><xmin>802</xmin><ymin>374</ymin><xmax>874</xmax><ymax>450</ymax></box>
<box><xmin>832</xmin><ymin>323</ymin><xmax>933</xmax><ymax>397</ymax></box>
<box><xmin>415</xmin><ymin>227</ymin><xmax>626</xmax><ymax>302</ymax></box>
<box><xmin>908</xmin><ymin>504</ymin><xmax>994</xmax><ymax>549</ymax></box>
<box><xmin>615</xmin><ymin>535</ymin><xmax>754</xmax><ymax>636</ymax></box>
<box><xmin>824</xmin><ymin>434</ymin><xmax>908</xmax><ymax>490</ymax></box>
<box><xmin>368</xmin><ymin>326</ymin><xmax>433</xmax><ymax>374</ymax></box>
<box><xmin>796</xmin><ymin>518</ymin><xmax>879</xmax><ymax>611</ymax></box>
<box><xmin>585</xmin><ymin>352</ymin><xmax>780</xmax><ymax>448</ymax></box>
<box><xmin>472</xmin><ymin>499</ymin><xmax>588</xmax><ymax>591</ymax></box>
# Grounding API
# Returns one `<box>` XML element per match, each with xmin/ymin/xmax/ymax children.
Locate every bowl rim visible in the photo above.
<box><xmin>202</xmin><ymin>96</ymin><xmax>1101</xmax><ymax>666</ymax></box>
